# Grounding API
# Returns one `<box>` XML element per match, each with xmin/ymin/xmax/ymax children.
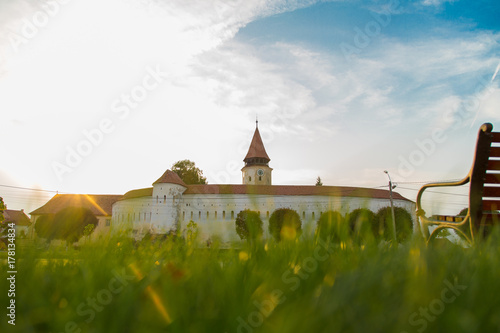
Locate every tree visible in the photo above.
<box><xmin>185</xmin><ymin>220</ymin><xmax>199</xmax><ymax>246</ymax></box>
<box><xmin>0</xmin><ymin>197</ymin><xmax>5</xmax><ymax>224</ymax></box>
<box><xmin>0</xmin><ymin>197</ymin><xmax>6</xmax><ymax>235</ymax></box>
<box><xmin>34</xmin><ymin>214</ymin><xmax>56</xmax><ymax>240</ymax></box>
<box><xmin>171</xmin><ymin>160</ymin><xmax>207</xmax><ymax>185</ymax></box>
<box><xmin>269</xmin><ymin>208</ymin><xmax>302</xmax><ymax>241</ymax></box>
<box><xmin>52</xmin><ymin>207</ymin><xmax>98</xmax><ymax>244</ymax></box>
<box><xmin>315</xmin><ymin>177</ymin><xmax>323</xmax><ymax>186</ymax></box>
<box><xmin>347</xmin><ymin>208</ymin><xmax>376</xmax><ymax>244</ymax></box>
<box><xmin>83</xmin><ymin>224</ymin><xmax>96</xmax><ymax>242</ymax></box>
<box><xmin>316</xmin><ymin>210</ymin><xmax>348</xmax><ymax>242</ymax></box>
<box><xmin>374</xmin><ymin>207</ymin><xmax>413</xmax><ymax>242</ymax></box>
<box><xmin>235</xmin><ymin>210</ymin><xmax>263</xmax><ymax>241</ymax></box>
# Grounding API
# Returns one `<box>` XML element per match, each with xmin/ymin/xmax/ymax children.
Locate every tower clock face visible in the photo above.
<box><xmin>257</xmin><ymin>169</ymin><xmax>264</xmax><ymax>176</ymax></box>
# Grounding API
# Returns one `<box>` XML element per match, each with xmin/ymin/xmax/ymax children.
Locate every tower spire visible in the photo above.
<box><xmin>242</xmin><ymin>121</ymin><xmax>273</xmax><ymax>185</ymax></box>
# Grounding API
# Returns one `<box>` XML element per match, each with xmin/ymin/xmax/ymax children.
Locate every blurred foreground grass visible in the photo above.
<box><xmin>2</xmin><ymin>230</ymin><xmax>500</xmax><ymax>333</ymax></box>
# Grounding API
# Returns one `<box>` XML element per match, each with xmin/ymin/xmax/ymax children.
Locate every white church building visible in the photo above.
<box><xmin>111</xmin><ymin>123</ymin><xmax>415</xmax><ymax>241</ymax></box>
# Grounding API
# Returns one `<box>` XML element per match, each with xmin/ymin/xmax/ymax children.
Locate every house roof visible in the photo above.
<box><xmin>121</xmin><ymin>187</ymin><xmax>153</xmax><ymax>200</ymax></box>
<box><xmin>121</xmin><ymin>184</ymin><xmax>412</xmax><ymax>202</ymax></box>
<box><xmin>153</xmin><ymin>169</ymin><xmax>187</xmax><ymax>186</ymax></box>
<box><xmin>244</xmin><ymin>126</ymin><xmax>270</xmax><ymax>162</ymax></box>
<box><xmin>3</xmin><ymin>209</ymin><xmax>31</xmax><ymax>226</ymax></box>
<box><xmin>30</xmin><ymin>194</ymin><xmax>122</xmax><ymax>216</ymax></box>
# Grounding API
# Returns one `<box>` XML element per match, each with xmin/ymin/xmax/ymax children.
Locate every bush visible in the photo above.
<box><xmin>269</xmin><ymin>208</ymin><xmax>302</xmax><ymax>241</ymax></box>
<box><xmin>347</xmin><ymin>208</ymin><xmax>376</xmax><ymax>244</ymax></box>
<box><xmin>235</xmin><ymin>210</ymin><xmax>263</xmax><ymax>241</ymax></box>
<box><xmin>316</xmin><ymin>210</ymin><xmax>349</xmax><ymax>242</ymax></box>
<box><xmin>374</xmin><ymin>207</ymin><xmax>413</xmax><ymax>242</ymax></box>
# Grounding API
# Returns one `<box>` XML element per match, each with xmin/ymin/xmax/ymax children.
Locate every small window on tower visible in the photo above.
<box><xmin>249</xmin><ymin>176</ymin><xmax>252</xmax><ymax>182</ymax></box>
<box><xmin>259</xmin><ymin>176</ymin><xmax>262</xmax><ymax>181</ymax></box>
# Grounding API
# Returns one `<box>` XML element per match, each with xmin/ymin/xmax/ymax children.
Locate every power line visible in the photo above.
<box><xmin>397</xmin><ymin>186</ymin><xmax>468</xmax><ymax>197</ymax></box>
<box><xmin>0</xmin><ymin>184</ymin><xmax>67</xmax><ymax>194</ymax></box>
<box><xmin>395</xmin><ymin>179</ymin><xmax>463</xmax><ymax>185</ymax></box>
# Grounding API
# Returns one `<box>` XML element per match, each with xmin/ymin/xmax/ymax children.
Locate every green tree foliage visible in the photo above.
<box><xmin>315</xmin><ymin>177</ymin><xmax>323</xmax><ymax>186</ymax></box>
<box><xmin>171</xmin><ymin>160</ymin><xmax>207</xmax><ymax>185</ymax></box>
<box><xmin>0</xmin><ymin>197</ymin><xmax>5</xmax><ymax>224</ymax></box>
<box><xmin>374</xmin><ymin>207</ymin><xmax>413</xmax><ymax>242</ymax></box>
<box><xmin>0</xmin><ymin>197</ymin><xmax>6</xmax><ymax>236</ymax></box>
<box><xmin>347</xmin><ymin>208</ymin><xmax>376</xmax><ymax>244</ymax></box>
<box><xmin>54</xmin><ymin>207</ymin><xmax>98</xmax><ymax>244</ymax></box>
<box><xmin>235</xmin><ymin>210</ymin><xmax>263</xmax><ymax>241</ymax></box>
<box><xmin>37</xmin><ymin>207</ymin><xmax>98</xmax><ymax>244</ymax></box>
<box><xmin>34</xmin><ymin>214</ymin><xmax>56</xmax><ymax>240</ymax></box>
<box><xmin>457</xmin><ymin>208</ymin><xmax>468</xmax><ymax>216</ymax></box>
<box><xmin>269</xmin><ymin>208</ymin><xmax>302</xmax><ymax>241</ymax></box>
<box><xmin>316</xmin><ymin>210</ymin><xmax>349</xmax><ymax>242</ymax></box>
<box><xmin>185</xmin><ymin>220</ymin><xmax>199</xmax><ymax>246</ymax></box>
<box><xmin>83</xmin><ymin>224</ymin><xmax>96</xmax><ymax>242</ymax></box>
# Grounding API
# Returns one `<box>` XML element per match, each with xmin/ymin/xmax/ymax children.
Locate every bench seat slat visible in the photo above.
<box><xmin>492</xmin><ymin>132</ymin><xmax>500</xmax><ymax>143</ymax></box>
<box><xmin>434</xmin><ymin>215</ymin><xmax>464</xmax><ymax>222</ymax></box>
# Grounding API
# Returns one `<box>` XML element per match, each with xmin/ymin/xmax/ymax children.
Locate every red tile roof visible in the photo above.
<box><xmin>185</xmin><ymin>184</ymin><xmax>411</xmax><ymax>201</ymax></box>
<box><xmin>244</xmin><ymin>127</ymin><xmax>270</xmax><ymax>162</ymax></box>
<box><xmin>30</xmin><ymin>194</ymin><xmax>122</xmax><ymax>216</ymax></box>
<box><xmin>122</xmin><ymin>184</ymin><xmax>412</xmax><ymax>202</ymax></box>
<box><xmin>153</xmin><ymin>170</ymin><xmax>187</xmax><ymax>186</ymax></box>
<box><xmin>3</xmin><ymin>209</ymin><xmax>31</xmax><ymax>226</ymax></box>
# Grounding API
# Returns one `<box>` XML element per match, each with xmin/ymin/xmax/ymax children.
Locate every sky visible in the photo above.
<box><xmin>0</xmin><ymin>0</ymin><xmax>499</xmax><ymax>216</ymax></box>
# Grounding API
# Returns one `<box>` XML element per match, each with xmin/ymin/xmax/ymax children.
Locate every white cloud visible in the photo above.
<box><xmin>0</xmin><ymin>0</ymin><xmax>499</xmax><ymax>212</ymax></box>
<box><xmin>421</xmin><ymin>0</ymin><xmax>456</xmax><ymax>7</ymax></box>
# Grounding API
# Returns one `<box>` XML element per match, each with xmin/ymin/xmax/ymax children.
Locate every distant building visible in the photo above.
<box><xmin>2</xmin><ymin>209</ymin><xmax>31</xmax><ymax>238</ymax></box>
<box><xmin>30</xmin><ymin>123</ymin><xmax>415</xmax><ymax>242</ymax></box>
<box><xmin>112</xmin><ymin>122</ymin><xmax>416</xmax><ymax>241</ymax></box>
<box><xmin>30</xmin><ymin>194</ymin><xmax>122</xmax><ymax>240</ymax></box>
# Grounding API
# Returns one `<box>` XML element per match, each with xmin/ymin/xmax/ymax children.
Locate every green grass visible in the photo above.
<box><xmin>3</xmin><ymin>230</ymin><xmax>500</xmax><ymax>333</ymax></box>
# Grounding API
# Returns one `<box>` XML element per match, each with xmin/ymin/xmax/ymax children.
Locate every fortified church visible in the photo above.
<box><xmin>111</xmin><ymin>122</ymin><xmax>415</xmax><ymax>241</ymax></box>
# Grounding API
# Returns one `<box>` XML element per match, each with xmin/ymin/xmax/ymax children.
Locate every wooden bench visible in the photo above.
<box><xmin>416</xmin><ymin>123</ymin><xmax>500</xmax><ymax>243</ymax></box>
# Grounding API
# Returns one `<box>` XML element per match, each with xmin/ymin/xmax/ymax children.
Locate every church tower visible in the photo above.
<box><xmin>242</xmin><ymin>120</ymin><xmax>272</xmax><ymax>185</ymax></box>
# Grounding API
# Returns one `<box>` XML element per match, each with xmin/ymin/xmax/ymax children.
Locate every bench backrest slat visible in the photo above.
<box><xmin>468</xmin><ymin>124</ymin><xmax>500</xmax><ymax>230</ymax></box>
<box><xmin>487</xmin><ymin>160</ymin><xmax>500</xmax><ymax>171</ymax></box>
<box><xmin>490</xmin><ymin>147</ymin><xmax>500</xmax><ymax>158</ymax></box>
<box><xmin>483</xmin><ymin>186</ymin><xmax>500</xmax><ymax>198</ymax></box>
<box><xmin>485</xmin><ymin>174</ymin><xmax>500</xmax><ymax>184</ymax></box>
<box><xmin>483</xmin><ymin>200</ymin><xmax>500</xmax><ymax>211</ymax></box>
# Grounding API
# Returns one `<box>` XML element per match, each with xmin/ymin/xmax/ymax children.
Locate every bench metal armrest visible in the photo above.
<box><xmin>416</xmin><ymin>176</ymin><xmax>470</xmax><ymax>217</ymax></box>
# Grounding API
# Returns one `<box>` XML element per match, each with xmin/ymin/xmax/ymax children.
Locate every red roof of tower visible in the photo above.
<box><xmin>153</xmin><ymin>169</ymin><xmax>187</xmax><ymax>186</ymax></box>
<box><xmin>244</xmin><ymin>126</ymin><xmax>270</xmax><ymax>162</ymax></box>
